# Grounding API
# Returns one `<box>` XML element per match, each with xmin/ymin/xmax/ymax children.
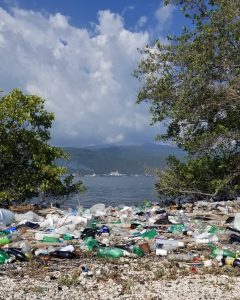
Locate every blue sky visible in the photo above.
<box><xmin>0</xmin><ymin>0</ymin><xmax>187</xmax><ymax>147</ymax></box>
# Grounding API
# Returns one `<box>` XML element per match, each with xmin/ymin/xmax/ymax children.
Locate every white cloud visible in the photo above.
<box><xmin>0</xmin><ymin>7</ymin><xmax>162</xmax><ymax>146</ymax></box>
<box><xmin>136</xmin><ymin>16</ymin><xmax>148</xmax><ymax>29</ymax></box>
<box><xmin>155</xmin><ymin>3</ymin><xmax>175</xmax><ymax>31</ymax></box>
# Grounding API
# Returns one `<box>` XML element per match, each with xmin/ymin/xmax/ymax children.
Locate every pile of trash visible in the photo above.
<box><xmin>0</xmin><ymin>199</ymin><xmax>240</xmax><ymax>271</ymax></box>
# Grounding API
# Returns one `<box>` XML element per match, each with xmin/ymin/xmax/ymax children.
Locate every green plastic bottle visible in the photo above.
<box><xmin>88</xmin><ymin>218</ymin><xmax>100</xmax><ymax>229</ymax></box>
<box><xmin>97</xmin><ymin>247</ymin><xmax>124</xmax><ymax>258</ymax></box>
<box><xmin>208</xmin><ymin>226</ymin><xmax>218</xmax><ymax>234</ymax></box>
<box><xmin>141</xmin><ymin>229</ymin><xmax>158</xmax><ymax>239</ymax></box>
<box><xmin>0</xmin><ymin>250</ymin><xmax>10</xmax><ymax>264</ymax></box>
<box><xmin>62</xmin><ymin>233</ymin><xmax>74</xmax><ymax>241</ymax></box>
<box><xmin>42</xmin><ymin>236</ymin><xmax>60</xmax><ymax>243</ymax></box>
<box><xmin>0</xmin><ymin>236</ymin><xmax>11</xmax><ymax>246</ymax></box>
<box><xmin>209</xmin><ymin>244</ymin><xmax>236</xmax><ymax>258</ymax></box>
<box><xmin>132</xmin><ymin>245</ymin><xmax>145</xmax><ymax>257</ymax></box>
<box><xmin>84</xmin><ymin>236</ymin><xmax>98</xmax><ymax>251</ymax></box>
<box><xmin>0</xmin><ymin>231</ymin><xmax>8</xmax><ymax>237</ymax></box>
<box><xmin>167</xmin><ymin>224</ymin><xmax>185</xmax><ymax>233</ymax></box>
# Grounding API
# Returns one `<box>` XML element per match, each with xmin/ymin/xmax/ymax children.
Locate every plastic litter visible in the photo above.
<box><xmin>234</xmin><ymin>213</ymin><xmax>240</xmax><ymax>230</ymax></box>
<box><xmin>0</xmin><ymin>198</ymin><xmax>239</xmax><ymax>275</ymax></box>
<box><xmin>0</xmin><ymin>209</ymin><xmax>15</xmax><ymax>227</ymax></box>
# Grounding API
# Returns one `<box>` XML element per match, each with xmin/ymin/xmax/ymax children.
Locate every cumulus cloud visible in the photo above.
<box><xmin>135</xmin><ymin>16</ymin><xmax>148</xmax><ymax>30</ymax></box>
<box><xmin>0</xmin><ymin>7</ymin><xmax>162</xmax><ymax>147</ymax></box>
<box><xmin>155</xmin><ymin>2</ymin><xmax>175</xmax><ymax>31</ymax></box>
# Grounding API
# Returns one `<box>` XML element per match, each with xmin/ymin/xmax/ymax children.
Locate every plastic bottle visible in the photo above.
<box><xmin>20</xmin><ymin>242</ymin><xmax>33</xmax><ymax>260</ymax></box>
<box><xmin>61</xmin><ymin>233</ymin><xmax>74</xmax><ymax>241</ymax></box>
<box><xmin>140</xmin><ymin>229</ymin><xmax>158</xmax><ymax>239</ymax></box>
<box><xmin>5</xmin><ymin>248</ymin><xmax>28</xmax><ymax>262</ymax></box>
<box><xmin>3</xmin><ymin>226</ymin><xmax>17</xmax><ymax>234</ymax></box>
<box><xmin>0</xmin><ymin>236</ymin><xmax>11</xmax><ymax>246</ymax></box>
<box><xmin>210</xmin><ymin>245</ymin><xmax>236</xmax><ymax>258</ymax></box>
<box><xmin>20</xmin><ymin>221</ymin><xmax>39</xmax><ymax>229</ymax></box>
<box><xmin>8</xmin><ymin>231</ymin><xmax>21</xmax><ymax>242</ymax></box>
<box><xmin>123</xmin><ymin>245</ymin><xmax>145</xmax><ymax>257</ymax></box>
<box><xmin>60</xmin><ymin>245</ymin><xmax>75</xmax><ymax>252</ymax></box>
<box><xmin>167</xmin><ymin>224</ymin><xmax>186</xmax><ymax>233</ymax></box>
<box><xmin>234</xmin><ymin>213</ymin><xmax>240</xmax><ymax>230</ymax></box>
<box><xmin>0</xmin><ymin>250</ymin><xmax>11</xmax><ymax>264</ymax></box>
<box><xmin>0</xmin><ymin>231</ymin><xmax>7</xmax><ymax>237</ymax></box>
<box><xmin>84</xmin><ymin>236</ymin><xmax>98</xmax><ymax>251</ymax></box>
<box><xmin>42</xmin><ymin>236</ymin><xmax>60</xmax><ymax>243</ymax></box>
<box><xmin>168</xmin><ymin>254</ymin><xmax>195</xmax><ymax>262</ymax></box>
<box><xmin>155</xmin><ymin>238</ymin><xmax>184</xmax><ymax>250</ymax></box>
<box><xmin>98</xmin><ymin>225</ymin><xmax>110</xmax><ymax>235</ymax></box>
<box><xmin>97</xmin><ymin>247</ymin><xmax>124</xmax><ymax>258</ymax></box>
<box><xmin>0</xmin><ymin>209</ymin><xmax>15</xmax><ymax>227</ymax></box>
<box><xmin>222</xmin><ymin>256</ymin><xmax>240</xmax><ymax>267</ymax></box>
<box><xmin>35</xmin><ymin>232</ymin><xmax>60</xmax><ymax>241</ymax></box>
<box><xmin>50</xmin><ymin>250</ymin><xmax>77</xmax><ymax>259</ymax></box>
<box><xmin>229</xmin><ymin>233</ymin><xmax>240</xmax><ymax>244</ymax></box>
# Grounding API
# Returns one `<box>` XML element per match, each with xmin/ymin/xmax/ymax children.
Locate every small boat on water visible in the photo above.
<box><xmin>109</xmin><ymin>170</ymin><xmax>125</xmax><ymax>176</ymax></box>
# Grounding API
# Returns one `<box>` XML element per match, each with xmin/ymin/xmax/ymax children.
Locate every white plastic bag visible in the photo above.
<box><xmin>0</xmin><ymin>209</ymin><xmax>15</xmax><ymax>227</ymax></box>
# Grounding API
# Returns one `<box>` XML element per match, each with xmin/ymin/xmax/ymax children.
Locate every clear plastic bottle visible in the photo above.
<box><xmin>155</xmin><ymin>238</ymin><xmax>184</xmax><ymax>250</ymax></box>
<box><xmin>20</xmin><ymin>242</ymin><xmax>33</xmax><ymax>260</ymax></box>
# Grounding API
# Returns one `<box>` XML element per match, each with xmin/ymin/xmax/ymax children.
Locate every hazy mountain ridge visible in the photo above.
<box><xmin>57</xmin><ymin>144</ymin><xmax>185</xmax><ymax>175</ymax></box>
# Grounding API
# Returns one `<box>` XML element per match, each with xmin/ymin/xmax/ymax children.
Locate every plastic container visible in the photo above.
<box><xmin>60</xmin><ymin>245</ymin><xmax>75</xmax><ymax>252</ymax></box>
<box><xmin>167</xmin><ymin>224</ymin><xmax>185</xmax><ymax>233</ymax></box>
<box><xmin>156</xmin><ymin>248</ymin><xmax>168</xmax><ymax>256</ymax></box>
<box><xmin>43</xmin><ymin>236</ymin><xmax>60</xmax><ymax>243</ymax></box>
<box><xmin>0</xmin><ymin>250</ymin><xmax>11</xmax><ymax>264</ymax></box>
<box><xmin>229</xmin><ymin>233</ymin><xmax>240</xmax><ymax>244</ymax></box>
<box><xmin>89</xmin><ymin>204</ymin><xmax>106</xmax><ymax>217</ymax></box>
<box><xmin>234</xmin><ymin>213</ymin><xmax>240</xmax><ymax>231</ymax></box>
<box><xmin>15</xmin><ymin>211</ymin><xmax>43</xmax><ymax>223</ymax></box>
<box><xmin>138</xmin><ymin>242</ymin><xmax>151</xmax><ymax>253</ymax></box>
<box><xmin>210</xmin><ymin>245</ymin><xmax>236</xmax><ymax>258</ymax></box>
<box><xmin>50</xmin><ymin>250</ymin><xmax>77</xmax><ymax>259</ymax></box>
<box><xmin>0</xmin><ymin>209</ymin><xmax>15</xmax><ymax>227</ymax></box>
<box><xmin>35</xmin><ymin>232</ymin><xmax>60</xmax><ymax>241</ymax></box>
<box><xmin>140</xmin><ymin>229</ymin><xmax>158</xmax><ymax>239</ymax></box>
<box><xmin>84</xmin><ymin>236</ymin><xmax>98</xmax><ymax>251</ymax></box>
<box><xmin>98</xmin><ymin>225</ymin><xmax>110</xmax><ymax>235</ymax></box>
<box><xmin>222</xmin><ymin>256</ymin><xmax>240</xmax><ymax>267</ymax></box>
<box><xmin>5</xmin><ymin>248</ymin><xmax>28</xmax><ymax>262</ymax></box>
<box><xmin>20</xmin><ymin>242</ymin><xmax>33</xmax><ymax>260</ymax></box>
<box><xmin>0</xmin><ymin>236</ymin><xmax>11</xmax><ymax>246</ymax></box>
<box><xmin>131</xmin><ymin>245</ymin><xmax>145</xmax><ymax>257</ymax></box>
<box><xmin>3</xmin><ymin>226</ymin><xmax>17</xmax><ymax>234</ymax></box>
<box><xmin>167</xmin><ymin>254</ymin><xmax>194</xmax><ymax>262</ymax></box>
<box><xmin>97</xmin><ymin>247</ymin><xmax>124</xmax><ymax>258</ymax></box>
<box><xmin>155</xmin><ymin>238</ymin><xmax>184</xmax><ymax>249</ymax></box>
<box><xmin>61</xmin><ymin>233</ymin><xmax>74</xmax><ymax>241</ymax></box>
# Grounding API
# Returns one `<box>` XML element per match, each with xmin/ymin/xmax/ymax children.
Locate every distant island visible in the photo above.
<box><xmin>57</xmin><ymin>143</ymin><xmax>185</xmax><ymax>176</ymax></box>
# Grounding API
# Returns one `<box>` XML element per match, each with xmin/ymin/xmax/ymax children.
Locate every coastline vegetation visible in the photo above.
<box><xmin>135</xmin><ymin>0</ymin><xmax>240</xmax><ymax>200</ymax></box>
<box><xmin>0</xmin><ymin>89</ymin><xmax>85</xmax><ymax>205</ymax></box>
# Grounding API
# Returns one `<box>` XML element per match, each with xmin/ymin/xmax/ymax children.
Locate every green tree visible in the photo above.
<box><xmin>135</xmin><ymin>0</ymin><xmax>240</xmax><ymax>199</ymax></box>
<box><xmin>0</xmin><ymin>89</ymin><xmax>85</xmax><ymax>204</ymax></box>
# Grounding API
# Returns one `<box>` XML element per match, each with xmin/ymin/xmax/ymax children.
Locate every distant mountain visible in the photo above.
<box><xmin>56</xmin><ymin>143</ymin><xmax>185</xmax><ymax>175</ymax></box>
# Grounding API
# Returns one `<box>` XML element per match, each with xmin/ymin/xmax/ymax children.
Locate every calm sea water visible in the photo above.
<box><xmin>61</xmin><ymin>175</ymin><xmax>158</xmax><ymax>209</ymax></box>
